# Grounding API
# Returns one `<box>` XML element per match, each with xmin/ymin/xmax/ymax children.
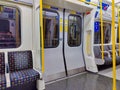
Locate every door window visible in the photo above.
<box><xmin>43</xmin><ymin>9</ymin><xmax>59</xmax><ymax>48</ymax></box>
<box><xmin>68</xmin><ymin>15</ymin><xmax>82</xmax><ymax>47</ymax></box>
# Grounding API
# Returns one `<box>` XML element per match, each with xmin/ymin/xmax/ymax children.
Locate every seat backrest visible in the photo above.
<box><xmin>104</xmin><ymin>45</ymin><xmax>109</xmax><ymax>51</ymax></box>
<box><xmin>108</xmin><ymin>45</ymin><xmax>112</xmax><ymax>50</ymax></box>
<box><xmin>94</xmin><ymin>46</ymin><xmax>101</xmax><ymax>58</ymax></box>
<box><xmin>103</xmin><ymin>45</ymin><xmax>111</xmax><ymax>57</ymax></box>
<box><xmin>8</xmin><ymin>51</ymin><xmax>33</xmax><ymax>72</ymax></box>
<box><xmin>0</xmin><ymin>52</ymin><xmax>5</xmax><ymax>74</ymax></box>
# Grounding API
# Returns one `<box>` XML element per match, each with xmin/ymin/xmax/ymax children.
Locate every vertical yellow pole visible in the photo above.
<box><xmin>118</xmin><ymin>7</ymin><xmax>120</xmax><ymax>56</ymax></box>
<box><xmin>40</xmin><ymin>0</ymin><xmax>45</xmax><ymax>73</ymax></box>
<box><xmin>112</xmin><ymin>0</ymin><xmax>116</xmax><ymax>90</ymax></box>
<box><xmin>100</xmin><ymin>0</ymin><xmax>104</xmax><ymax>60</ymax></box>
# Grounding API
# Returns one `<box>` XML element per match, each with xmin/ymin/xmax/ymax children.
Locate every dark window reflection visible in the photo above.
<box><xmin>0</xmin><ymin>5</ymin><xmax>21</xmax><ymax>49</ymax></box>
<box><xmin>94</xmin><ymin>22</ymin><xmax>111</xmax><ymax>44</ymax></box>
<box><xmin>117</xmin><ymin>27</ymin><xmax>119</xmax><ymax>43</ymax></box>
<box><xmin>68</xmin><ymin>15</ymin><xmax>81</xmax><ymax>47</ymax></box>
<box><xmin>43</xmin><ymin>10</ymin><xmax>59</xmax><ymax>48</ymax></box>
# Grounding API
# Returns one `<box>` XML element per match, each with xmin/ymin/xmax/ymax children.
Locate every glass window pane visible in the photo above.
<box><xmin>0</xmin><ymin>5</ymin><xmax>21</xmax><ymax>49</ymax></box>
<box><xmin>68</xmin><ymin>15</ymin><xmax>81</xmax><ymax>47</ymax></box>
<box><xmin>117</xmin><ymin>27</ymin><xmax>119</xmax><ymax>43</ymax></box>
<box><xmin>94</xmin><ymin>21</ymin><xmax>111</xmax><ymax>44</ymax></box>
<box><xmin>43</xmin><ymin>10</ymin><xmax>59</xmax><ymax>48</ymax></box>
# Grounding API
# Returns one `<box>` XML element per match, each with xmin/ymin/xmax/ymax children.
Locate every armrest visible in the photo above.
<box><xmin>101</xmin><ymin>51</ymin><xmax>111</xmax><ymax>58</ymax></box>
<box><xmin>116</xmin><ymin>49</ymin><xmax>120</xmax><ymax>52</ymax></box>
<box><xmin>108</xmin><ymin>50</ymin><xmax>118</xmax><ymax>56</ymax></box>
<box><xmin>5</xmin><ymin>63</ymin><xmax>10</xmax><ymax>73</ymax></box>
<box><xmin>116</xmin><ymin>49</ymin><xmax>120</xmax><ymax>56</ymax></box>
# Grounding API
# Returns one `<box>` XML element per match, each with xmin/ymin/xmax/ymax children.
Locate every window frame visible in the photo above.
<box><xmin>67</xmin><ymin>14</ymin><xmax>82</xmax><ymax>47</ymax></box>
<box><xmin>43</xmin><ymin>9</ymin><xmax>60</xmax><ymax>48</ymax></box>
<box><xmin>0</xmin><ymin>5</ymin><xmax>21</xmax><ymax>49</ymax></box>
<box><xmin>94</xmin><ymin>20</ymin><xmax>112</xmax><ymax>45</ymax></box>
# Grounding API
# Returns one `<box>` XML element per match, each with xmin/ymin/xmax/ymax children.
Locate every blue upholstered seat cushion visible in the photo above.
<box><xmin>8</xmin><ymin>51</ymin><xmax>33</xmax><ymax>72</ymax></box>
<box><xmin>10</xmin><ymin>69</ymin><xmax>39</xmax><ymax>87</ymax></box>
<box><xmin>0</xmin><ymin>53</ymin><xmax>5</xmax><ymax>74</ymax></box>
<box><xmin>0</xmin><ymin>74</ymin><xmax>6</xmax><ymax>90</ymax></box>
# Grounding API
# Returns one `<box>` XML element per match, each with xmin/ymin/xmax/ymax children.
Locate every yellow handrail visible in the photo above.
<box><xmin>40</xmin><ymin>0</ymin><xmax>45</xmax><ymax>73</ymax></box>
<box><xmin>100</xmin><ymin>0</ymin><xmax>104</xmax><ymax>60</ymax></box>
<box><xmin>118</xmin><ymin>7</ymin><xmax>120</xmax><ymax>56</ymax></box>
<box><xmin>112</xmin><ymin>0</ymin><xmax>116</xmax><ymax>90</ymax></box>
<box><xmin>79</xmin><ymin>0</ymin><xmax>98</xmax><ymax>6</ymax></box>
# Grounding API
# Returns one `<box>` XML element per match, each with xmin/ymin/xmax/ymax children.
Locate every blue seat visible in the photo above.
<box><xmin>0</xmin><ymin>53</ymin><xmax>6</xmax><ymax>90</ymax></box>
<box><xmin>0</xmin><ymin>74</ymin><xmax>6</xmax><ymax>90</ymax></box>
<box><xmin>106</xmin><ymin>45</ymin><xmax>120</xmax><ymax>64</ymax></box>
<box><xmin>10</xmin><ymin>69</ymin><xmax>39</xmax><ymax>86</ymax></box>
<box><xmin>94</xmin><ymin>46</ymin><xmax>112</xmax><ymax>65</ymax></box>
<box><xmin>8</xmin><ymin>51</ymin><xmax>40</xmax><ymax>87</ymax></box>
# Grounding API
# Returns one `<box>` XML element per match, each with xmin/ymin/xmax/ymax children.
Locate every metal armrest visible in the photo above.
<box><xmin>116</xmin><ymin>49</ymin><xmax>120</xmax><ymax>56</ymax></box>
<box><xmin>116</xmin><ymin>49</ymin><xmax>119</xmax><ymax>52</ymax></box>
<box><xmin>108</xmin><ymin>50</ymin><xmax>118</xmax><ymax>56</ymax></box>
<box><xmin>101</xmin><ymin>51</ymin><xmax>111</xmax><ymax>58</ymax></box>
<box><xmin>6</xmin><ymin>63</ymin><xmax>10</xmax><ymax>73</ymax></box>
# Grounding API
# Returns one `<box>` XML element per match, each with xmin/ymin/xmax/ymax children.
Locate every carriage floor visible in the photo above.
<box><xmin>46</xmin><ymin>72</ymin><xmax>120</xmax><ymax>90</ymax></box>
<box><xmin>99</xmin><ymin>65</ymin><xmax>120</xmax><ymax>80</ymax></box>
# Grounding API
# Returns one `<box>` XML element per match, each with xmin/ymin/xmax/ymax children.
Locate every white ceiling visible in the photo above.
<box><xmin>114</xmin><ymin>0</ymin><xmax>120</xmax><ymax>6</ymax></box>
<box><xmin>43</xmin><ymin>0</ymin><xmax>94</xmax><ymax>13</ymax></box>
<box><xmin>105</xmin><ymin>0</ymin><xmax>119</xmax><ymax>3</ymax></box>
<box><xmin>13</xmin><ymin>0</ymin><xmax>120</xmax><ymax>5</ymax></box>
<box><xmin>12</xmin><ymin>0</ymin><xmax>120</xmax><ymax>6</ymax></box>
<box><xmin>115</xmin><ymin>0</ymin><xmax>120</xmax><ymax>3</ymax></box>
<box><xmin>13</xmin><ymin>0</ymin><xmax>33</xmax><ymax>4</ymax></box>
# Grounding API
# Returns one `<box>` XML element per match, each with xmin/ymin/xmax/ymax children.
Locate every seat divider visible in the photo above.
<box><xmin>33</xmin><ymin>68</ymin><xmax>45</xmax><ymax>90</ymax></box>
<box><xmin>5</xmin><ymin>52</ymin><xmax>11</xmax><ymax>88</ymax></box>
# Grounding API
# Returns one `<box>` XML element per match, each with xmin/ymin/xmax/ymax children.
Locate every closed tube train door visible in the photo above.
<box><xmin>64</xmin><ymin>10</ymin><xmax>85</xmax><ymax>75</ymax></box>
<box><xmin>43</xmin><ymin>6</ymin><xmax>66</xmax><ymax>82</ymax></box>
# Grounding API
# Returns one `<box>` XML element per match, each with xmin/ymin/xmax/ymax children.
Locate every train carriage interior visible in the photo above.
<box><xmin>0</xmin><ymin>0</ymin><xmax>120</xmax><ymax>90</ymax></box>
